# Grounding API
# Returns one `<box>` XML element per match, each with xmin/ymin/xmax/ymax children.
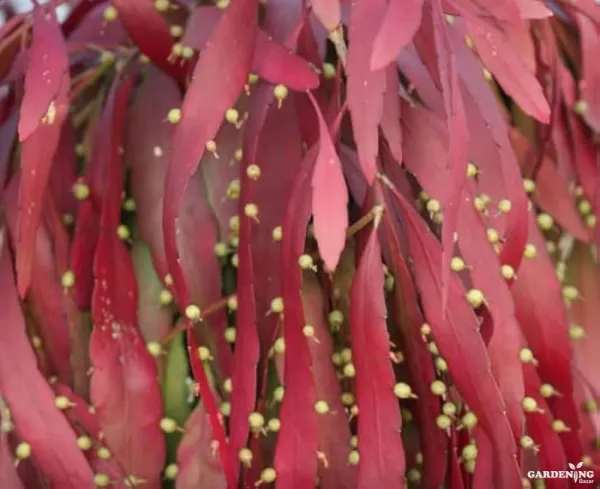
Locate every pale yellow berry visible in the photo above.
<box><xmin>420</xmin><ymin>323</ymin><xmax>432</xmax><ymax>336</ymax></box>
<box><xmin>160</xmin><ymin>417</ymin><xmax>178</xmax><ymax>433</ymax></box>
<box><xmin>244</xmin><ymin>203</ymin><xmax>259</xmax><ymax>219</ymax></box>
<box><xmin>61</xmin><ymin>270</ymin><xmax>75</xmax><ymax>288</ymax></box>
<box><xmin>466</xmin><ymin>162</ymin><xmax>478</xmax><ymax>177</ymax></box>
<box><xmin>273</xmin><ymin>386</ymin><xmax>284</xmax><ymax>402</ymax></box>
<box><xmin>551</xmin><ymin>419</ymin><xmax>570</xmax><ymax>433</ymax></box>
<box><xmin>102</xmin><ymin>6</ymin><xmax>118</xmax><ymax>21</ymax></box>
<box><xmin>229</xmin><ymin>215</ymin><xmax>240</xmax><ymax>233</ymax></box>
<box><xmin>314</xmin><ymin>400</ymin><xmax>330</xmax><ymax>414</ymax></box>
<box><xmin>539</xmin><ymin>384</ymin><xmax>556</xmax><ymax>398</ymax></box>
<box><xmin>77</xmin><ymin>436</ymin><xmax>92</xmax><ymax>450</ymax></box>
<box><xmin>501</xmin><ymin>264</ymin><xmax>515</xmax><ymax>280</ymax></box>
<box><xmin>226</xmin><ymin>180</ymin><xmax>240</xmax><ymax>200</ymax></box>
<box><xmin>97</xmin><ymin>446</ymin><xmax>111</xmax><ymax>460</ymax></box>
<box><xmin>473</xmin><ymin>196</ymin><xmax>487</xmax><ymax>212</ymax></box>
<box><xmin>231</xmin><ymin>253</ymin><xmax>239</xmax><ymax>267</ymax></box>
<box><xmin>159</xmin><ymin>289</ymin><xmax>173</xmax><ymax>305</ymax></box>
<box><xmin>578</xmin><ymin>200</ymin><xmax>592</xmax><ymax>215</ymax></box>
<box><xmin>225</xmin><ymin>108</ymin><xmax>239</xmax><ymax>125</ymax></box>
<box><xmin>273</xmin><ymin>84</ymin><xmax>288</xmax><ymax>105</ymax></box>
<box><xmin>322</xmin><ymin>62</ymin><xmax>336</xmax><ymax>79</ymax></box>
<box><xmin>328</xmin><ymin>310</ymin><xmax>344</xmax><ymax>327</ymax></box>
<box><xmin>426</xmin><ymin>199</ymin><xmax>441</xmax><ymax>213</ymax></box>
<box><xmin>246</xmin><ymin>163</ymin><xmax>261</xmax><ymax>180</ymax></box>
<box><xmin>442</xmin><ymin>402</ymin><xmax>456</xmax><ymax>416</ymax></box>
<box><xmin>73</xmin><ymin>181</ymin><xmax>90</xmax><ymax>200</ymax></box>
<box><xmin>430</xmin><ymin>380</ymin><xmax>447</xmax><ymax>396</ymax></box>
<box><xmin>270</xmin><ymin>297</ymin><xmax>284</xmax><ymax>314</ymax></box>
<box><xmin>117</xmin><ymin>224</ymin><xmax>130</xmax><ymax>240</ymax></box>
<box><xmin>234</xmin><ymin>148</ymin><xmax>243</xmax><ymax>161</ymax></box>
<box><xmin>94</xmin><ymin>473</ymin><xmax>111</xmax><ymax>488</ymax></box>
<box><xmin>147</xmin><ymin>341</ymin><xmax>162</xmax><ymax>357</ymax></box>
<box><xmin>340</xmin><ymin>348</ymin><xmax>352</xmax><ymax>363</ymax></box>
<box><xmin>298</xmin><ymin>254</ymin><xmax>315</xmax><ymax>270</ymax></box>
<box><xmin>350</xmin><ymin>435</ymin><xmax>358</xmax><ymax>448</ymax></box>
<box><xmin>435</xmin><ymin>357</ymin><xmax>448</xmax><ymax>371</ymax></box>
<box><xmin>197</xmin><ymin>346</ymin><xmax>212</xmax><ymax>361</ymax></box>
<box><xmin>185</xmin><ymin>304</ymin><xmax>202</xmax><ymax>320</ymax></box>
<box><xmin>303</xmin><ymin>324</ymin><xmax>315</xmax><ymax>338</ymax></box>
<box><xmin>522</xmin><ymin>397</ymin><xmax>539</xmax><ymax>413</ymax></box>
<box><xmin>248</xmin><ymin>412</ymin><xmax>265</xmax><ymax>432</ymax></box>
<box><xmin>407</xmin><ymin>468</ymin><xmax>421</xmax><ymax>483</ymax></box>
<box><xmin>227</xmin><ymin>295</ymin><xmax>238</xmax><ymax>311</ymax></box>
<box><xmin>348</xmin><ymin>450</ymin><xmax>360</xmax><ymax>465</ymax></box>
<box><xmin>574</xmin><ymin>99</ymin><xmax>589</xmax><ymax>115</ymax></box>
<box><xmin>343</xmin><ymin>363</ymin><xmax>356</xmax><ymax>378</ymax></box>
<box><xmin>260</xmin><ymin>467</ymin><xmax>277</xmax><ymax>483</ymax></box>
<box><xmin>450</xmin><ymin>257</ymin><xmax>466</xmax><ymax>272</ymax></box>
<box><xmin>239</xmin><ymin>448</ymin><xmax>253</xmax><ymax>465</ymax></box>
<box><xmin>523</xmin><ymin>179</ymin><xmax>536</xmax><ymax>194</ymax></box>
<box><xmin>498</xmin><ymin>199</ymin><xmax>512</xmax><ymax>213</ymax></box>
<box><xmin>267</xmin><ymin>418</ymin><xmax>281</xmax><ymax>432</ymax></box>
<box><xmin>220</xmin><ymin>402</ymin><xmax>231</xmax><ymax>417</ymax></box>
<box><xmin>466</xmin><ymin>289</ymin><xmax>485</xmax><ymax>307</ymax></box>
<box><xmin>224</xmin><ymin>327</ymin><xmax>236</xmax><ymax>343</ymax></box>
<box><xmin>206</xmin><ymin>140</ymin><xmax>218</xmax><ymax>155</ymax></box>
<box><xmin>15</xmin><ymin>442</ymin><xmax>31</xmax><ymax>460</ymax></box>
<box><xmin>519</xmin><ymin>348</ymin><xmax>536</xmax><ymax>364</ymax></box>
<box><xmin>164</xmin><ymin>464</ymin><xmax>178</xmax><ymax>480</ymax></box>
<box><xmin>154</xmin><ymin>0</ymin><xmax>170</xmax><ymax>11</ymax></box>
<box><xmin>341</xmin><ymin>392</ymin><xmax>355</xmax><ymax>406</ymax></box>
<box><xmin>562</xmin><ymin>285</ymin><xmax>580</xmax><ymax>301</ymax></box>
<box><xmin>272</xmin><ymin>226</ymin><xmax>283</xmax><ymax>241</ymax></box>
<box><xmin>273</xmin><ymin>337</ymin><xmax>285</xmax><ymax>354</ymax></box>
<box><xmin>54</xmin><ymin>395</ymin><xmax>73</xmax><ymax>410</ymax></box>
<box><xmin>520</xmin><ymin>435</ymin><xmax>535</xmax><ymax>449</ymax></box>
<box><xmin>214</xmin><ymin>242</ymin><xmax>228</xmax><ymax>258</ymax></box>
<box><xmin>537</xmin><ymin>213</ymin><xmax>554</xmax><ymax>231</ymax></box>
<box><xmin>216</xmin><ymin>0</ymin><xmax>230</xmax><ymax>9</ymax></box>
<box><xmin>524</xmin><ymin>243</ymin><xmax>537</xmax><ymax>258</ymax></box>
<box><xmin>487</xmin><ymin>228</ymin><xmax>500</xmax><ymax>244</ymax></box>
<box><xmin>586</xmin><ymin>214</ymin><xmax>596</xmax><ymax>229</ymax></box>
<box><xmin>393</xmin><ymin>382</ymin><xmax>414</xmax><ymax>399</ymax></box>
<box><xmin>462</xmin><ymin>443</ymin><xmax>478</xmax><ymax>461</ymax></box>
<box><xmin>169</xmin><ymin>25</ymin><xmax>183</xmax><ymax>38</ymax></box>
<box><xmin>569</xmin><ymin>324</ymin><xmax>585</xmax><ymax>340</ymax></box>
<box><xmin>167</xmin><ymin>108</ymin><xmax>181</xmax><ymax>124</ymax></box>
<box><xmin>461</xmin><ymin>412</ymin><xmax>478</xmax><ymax>429</ymax></box>
<box><xmin>436</xmin><ymin>414</ymin><xmax>452</xmax><ymax>429</ymax></box>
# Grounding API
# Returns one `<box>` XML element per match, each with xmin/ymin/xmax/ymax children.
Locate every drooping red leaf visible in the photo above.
<box><xmin>349</xmin><ymin>212</ymin><xmax>405</xmax><ymax>489</ymax></box>
<box><xmin>0</xmin><ymin>432</ymin><xmax>24</xmax><ymax>489</ymax></box>
<box><xmin>309</xmin><ymin>93</ymin><xmax>348</xmax><ymax>272</ymax></box>
<box><xmin>0</xmin><ymin>231</ymin><xmax>95</xmax><ymax>488</ymax></box>
<box><xmin>456</xmin><ymin>196</ymin><xmax>525</xmax><ymax>438</ymax></box>
<box><xmin>310</xmin><ymin>0</ymin><xmax>340</xmax><ymax>32</ymax></box>
<box><xmin>382</xmin><ymin>178</ymin><xmax>522</xmax><ymax>488</ymax></box>
<box><xmin>575</xmin><ymin>13</ymin><xmax>600</xmax><ymax>134</ymax></box>
<box><xmin>274</xmin><ymin>144</ymin><xmax>318</xmax><ymax>489</ymax></box>
<box><xmin>463</xmin><ymin>18</ymin><xmax>550</xmax><ymax>123</ymax></box>
<box><xmin>370</xmin><ymin>0</ymin><xmax>423</xmax><ymax>71</ymax></box>
<box><xmin>111</xmin><ymin>0</ymin><xmax>186</xmax><ymax>83</ymax></box>
<box><xmin>176</xmin><ymin>403</ymin><xmax>227</xmax><ymax>489</ymax></box>
<box><xmin>302</xmin><ymin>273</ymin><xmax>356</xmax><ymax>489</ymax></box>
<box><xmin>380</xmin><ymin>66</ymin><xmax>403</xmax><ymax>164</ymax></box>
<box><xmin>346</xmin><ymin>0</ymin><xmax>386</xmax><ymax>184</ymax></box>
<box><xmin>89</xmin><ymin>73</ymin><xmax>165</xmax><ymax>487</ymax></box>
<box><xmin>16</xmin><ymin>5</ymin><xmax>70</xmax><ymax>298</ymax></box>
<box><xmin>379</xmin><ymin>203</ymin><xmax>447</xmax><ymax>489</ymax></box>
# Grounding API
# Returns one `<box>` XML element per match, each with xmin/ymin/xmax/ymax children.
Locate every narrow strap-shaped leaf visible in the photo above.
<box><xmin>16</xmin><ymin>5</ymin><xmax>70</xmax><ymax>297</ymax></box>
<box><xmin>0</xmin><ymin>232</ymin><xmax>95</xmax><ymax>488</ymax></box>
<box><xmin>350</xmin><ymin>212</ymin><xmax>405</xmax><ymax>489</ymax></box>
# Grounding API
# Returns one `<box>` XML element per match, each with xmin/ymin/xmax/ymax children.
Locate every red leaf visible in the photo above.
<box><xmin>347</xmin><ymin>0</ymin><xmax>387</xmax><ymax>184</ymax></box>
<box><xmin>176</xmin><ymin>403</ymin><xmax>227</xmax><ymax>489</ymax></box>
<box><xmin>575</xmin><ymin>13</ymin><xmax>600</xmax><ymax>134</ymax></box>
<box><xmin>111</xmin><ymin>0</ymin><xmax>186</xmax><ymax>83</ymax></box>
<box><xmin>379</xmin><ymin>204</ymin><xmax>448</xmax><ymax>489</ymax></box>
<box><xmin>456</xmin><ymin>197</ymin><xmax>525</xmax><ymax>438</ymax></box>
<box><xmin>463</xmin><ymin>19</ymin><xmax>550</xmax><ymax>123</ymax></box>
<box><xmin>430</xmin><ymin>0</ymin><xmax>469</xmax><ymax>310</ymax></box>
<box><xmin>18</xmin><ymin>6</ymin><xmax>68</xmax><ymax>142</ymax></box>
<box><xmin>310</xmin><ymin>0</ymin><xmax>341</xmax><ymax>31</ymax></box>
<box><xmin>274</xmin><ymin>145</ymin><xmax>319</xmax><ymax>489</ymax></box>
<box><xmin>370</xmin><ymin>0</ymin><xmax>423</xmax><ymax>71</ymax></box>
<box><xmin>0</xmin><ymin>234</ymin><xmax>95</xmax><ymax>488</ymax></box>
<box><xmin>0</xmin><ymin>434</ymin><xmax>24</xmax><ymax>489</ymax></box>
<box><xmin>380</xmin><ymin>66</ymin><xmax>403</xmax><ymax>164</ymax></box>
<box><xmin>309</xmin><ymin>93</ymin><xmax>348</xmax><ymax>272</ymax></box>
<box><xmin>302</xmin><ymin>273</ymin><xmax>356</xmax><ymax>489</ymax></box>
<box><xmin>16</xmin><ymin>5</ymin><xmax>70</xmax><ymax>298</ymax></box>
<box><xmin>89</xmin><ymin>74</ymin><xmax>165</xmax><ymax>487</ymax></box>
<box><xmin>382</xmin><ymin>179</ymin><xmax>522</xmax><ymax>488</ymax></box>
<box><xmin>349</xmin><ymin>212</ymin><xmax>405</xmax><ymax>488</ymax></box>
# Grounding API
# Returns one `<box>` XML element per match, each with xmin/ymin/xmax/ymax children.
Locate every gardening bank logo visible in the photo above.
<box><xmin>527</xmin><ymin>462</ymin><xmax>595</xmax><ymax>484</ymax></box>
